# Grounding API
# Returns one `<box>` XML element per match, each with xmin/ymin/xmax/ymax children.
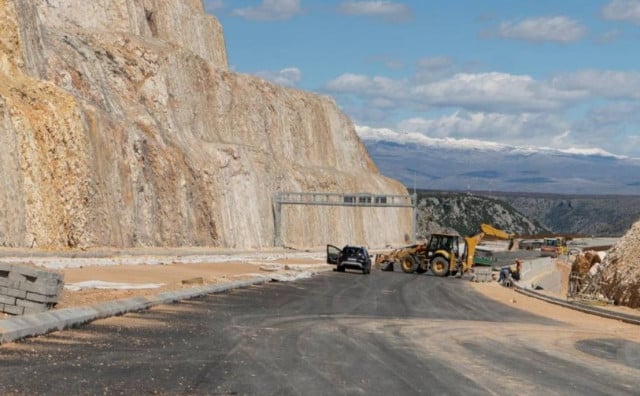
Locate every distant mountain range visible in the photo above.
<box><xmin>358</xmin><ymin>127</ymin><xmax>640</xmax><ymax>195</ymax></box>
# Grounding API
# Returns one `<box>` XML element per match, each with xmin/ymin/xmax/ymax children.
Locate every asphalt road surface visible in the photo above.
<box><xmin>1</xmin><ymin>270</ymin><xmax>639</xmax><ymax>395</ymax></box>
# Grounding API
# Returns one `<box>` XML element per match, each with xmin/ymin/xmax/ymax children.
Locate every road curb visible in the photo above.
<box><xmin>515</xmin><ymin>286</ymin><xmax>640</xmax><ymax>326</ymax></box>
<box><xmin>0</xmin><ymin>276</ymin><xmax>271</xmax><ymax>344</ymax></box>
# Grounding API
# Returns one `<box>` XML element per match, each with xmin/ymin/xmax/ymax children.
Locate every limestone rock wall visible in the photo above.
<box><xmin>583</xmin><ymin>220</ymin><xmax>640</xmax><ymax>308</ymax></box>
<box><xmin>0</xmin><ymin>0</ymin><xmax>412</xmax><ymax>249</ymax></box>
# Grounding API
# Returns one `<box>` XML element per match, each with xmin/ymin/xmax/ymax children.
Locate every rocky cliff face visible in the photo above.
<box><xmin>581</xmin><ymin>220</ymin><xmax>640</xmax><ymax>308</ymax></box>
<box><xmin>0</xmin><ymin>0</ymin><xmax>411</xmax><ymax>249</ymax></box>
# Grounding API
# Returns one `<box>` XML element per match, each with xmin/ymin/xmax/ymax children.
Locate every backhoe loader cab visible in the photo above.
<box><xmin>425</xmin><ymin>233</ymin><xmax>462</xmax><ymax>277</ymax></box>
<box><xmin>427</xmin><ymin>234</ymin><xmax>460</xmax><ymax>257</ymax></box>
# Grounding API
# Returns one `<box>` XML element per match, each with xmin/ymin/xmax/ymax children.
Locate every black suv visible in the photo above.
<box><xmin>326</xmin><ymin>245</ymin><xmax>372</xmax><ymax>274</ymax></box>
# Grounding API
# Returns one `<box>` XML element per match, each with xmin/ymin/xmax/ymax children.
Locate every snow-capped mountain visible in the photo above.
<box><xmin>357</xmin><ymin>126</ymin><xmax>640</xmax><ymax>195</ymax></box>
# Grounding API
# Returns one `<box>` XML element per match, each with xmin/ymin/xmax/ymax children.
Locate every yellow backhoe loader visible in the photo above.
<box><xmin>375</xmin><ymin>223</ymin><xmax>514</xmax><ymax>277</ymax></box>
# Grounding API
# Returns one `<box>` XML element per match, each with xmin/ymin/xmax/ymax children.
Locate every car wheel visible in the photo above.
<box><xmin>337</xmin><ymin>266</ymin><xmax>345</xmax><ymax>272</ymax></box>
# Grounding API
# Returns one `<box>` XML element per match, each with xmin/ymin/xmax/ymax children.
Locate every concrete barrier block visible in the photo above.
<box><xmin>0</xmin><ymin>295</ymin><xmax>16</xmax><ymax>305</ymax></box>
<box><xmin>26</xmin><ymin>292</ymin><xmax>60</xmax><ymax>303</ymax></box>
<box><xmin>472</xmin><ymin>266</ymin><xmax>493</xmax><ymax>282</ymax></box>
<box><xmin>20</xmin><ymin>281</ymin><xmax>64</xmax><ymax>296</ymax></box>
<box><xmin>0</xmin><ymin>264</ymin><xmax>64</xmax><ymax>315</ymax></box>
<box><xmin>16</xmin><ymin>298</ymin><xmax>50</xmax><ymax>308</ymax></box>
<box><xmin>4</xmin><ymin>305</ymin><xmax>24</xmax><ymax>315</ymax></box>
<box><xmin>0</xmin><ymin>278</ymin><xmax>23</xmax><ymax>290</ymax></box>
<box><xmin>1</xmin><ymin>286</ymin><xmax>27</xmax><ymax>299</ymax></box>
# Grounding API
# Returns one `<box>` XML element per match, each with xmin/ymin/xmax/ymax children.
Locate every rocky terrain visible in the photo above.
<box><xmin>416</xmin><ymin>190</ymin><xmax>640</xmax><ymax>237</ymax></box>
<box><xmin>575</xmin><ymin>220</ymin><xmax>640</xmax><ymax>308</ymax></box>
<box><xmin>0</xmin><ymin>0</ymin><xmax>411</xmax><ymax>250</ymax></box>
<box><xmin>415</xmin><ymin>190</ymin><xmax>548</xmax><ymax>237</ymax></box>
<box><xmin>490</xmin><ymin>192</ymin><xmax>640</xmax><ymax>236</ymax></box>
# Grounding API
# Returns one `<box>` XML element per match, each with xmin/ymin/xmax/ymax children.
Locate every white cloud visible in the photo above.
<box><xmin>232</xmin><ymin>0</ymin><xmax>302</xmax><ymax>21</ymax></box>
<box><xmin>324</xmin><ymin>73</ymin><xmax>409</xmax><ymax>100</ymax></box>
<box><xmin>497</xmin><ymin>16</ymin><xmax>587</xmax><ymax>43</ymax></box>
<box><xmin>574</xmin><ymin>102</ymin><xmax>640</xmax><ymax>156</ymax></box>
<box><xmin>355</xmin><ymin>125</ymin><xmax>626</xmax><ymax>159</ymax></box>
<box><xmin>394</xmin><ymin>111</ymin><xmax>570</xmax><ymax>144</ymax></box>
<box><xmin>551</xmin><ymin>70</ymin><xmax>640</xmax><ymax>99</ymax></box>
<box><xmin>338</xmin><ymin>1</ymin><xmax>413</xmax><ymax>23</ymax></box>
<box><xmin>254</xmin><ymin>67</ymin><xmax>302</xmax><ymax>87</ymax></box>
<box><xmin>325</xmin><ymin>70</ymin><xmax>591</xmax><ymax>116</ymax></box>
<box><xmin>356</xmin><ymin>124</ymin><xmax>511</xmax><ymax>151</ymax></box>
<box><xmin>584</xmin><ymin>102</ymin><xmax>640</xmax><ymax>126</ymax></box>
<box><xmin>411</xmin><ymin>72</ymin><xmax>585</xmax><ymax>113</ymax></box>
<box><xmin>602</xmin><ymin>0</ymin><xmax>640</xmax><ymax>24</ymax></box>
<box><xmin>322</xmin><ymin>65</ymin><xmax>640</xmax><ymax>157</ymax></box>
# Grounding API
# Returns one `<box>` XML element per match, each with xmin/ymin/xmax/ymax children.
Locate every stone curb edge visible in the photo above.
<box><xmin>0</xmin><ymin>272</ymin><xmax>301</xmax><ymax>345</ymax></box>
<box><xmin>515</xmin><ymin>286</ymin><xmax>640</xmax><ymax>326</ymax></box>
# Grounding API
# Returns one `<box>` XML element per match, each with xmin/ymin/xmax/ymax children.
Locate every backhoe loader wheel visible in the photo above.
<box><xmin>431</xmin><ymin>256</ymin><xmax>450</xmax><ymax>277</ymax></box>
<box><xmin>400</xmin><ymin>255</ymin><xmax>418</xmax><ymax>274</ymax></box>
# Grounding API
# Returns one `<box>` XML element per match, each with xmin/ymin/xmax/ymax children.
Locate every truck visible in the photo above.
<box><xmin>540</xmin><ymin>237</ymin><xmax>568</xmax><ymax>258</ymax></box>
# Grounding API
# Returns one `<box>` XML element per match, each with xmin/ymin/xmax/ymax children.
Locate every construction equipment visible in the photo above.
<box><xmin>540</xmin><ymin>237</ymin><xmax>568</xmax><ymax>257</ymax></box>
<box><xmin>376</xmin><ymin>223</ymin><xmax>514</xmax><ymax>277</ymax></box>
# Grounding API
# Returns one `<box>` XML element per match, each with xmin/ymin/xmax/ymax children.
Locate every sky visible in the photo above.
<box><xmin>204</xmin><ymin>0</ymin><xmax>640</xmax><ymax>159</ymax></box>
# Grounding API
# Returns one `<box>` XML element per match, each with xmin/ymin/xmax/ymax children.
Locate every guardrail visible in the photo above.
<box><xmin>273</xmin><ymin>192</ymin><xmax>417</xmax><ymax>246</ymax></box>
<box><xmin>274</xmin><ymin>192</ymin><xmax>415</xmax><ymax>207</ymax></box>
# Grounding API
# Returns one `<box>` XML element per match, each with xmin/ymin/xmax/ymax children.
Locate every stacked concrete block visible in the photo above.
<box><xmin>472</xmin><ymin>266</ymin><xmax>493</xmax><ymax>282</ymax></box>
<box><xmin>0</xmin><ymin>263</ymin><xmax>64</xmax><ymax>315</ymax></box>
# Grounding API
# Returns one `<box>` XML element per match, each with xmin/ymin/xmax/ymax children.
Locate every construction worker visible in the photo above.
<box><xmin>498</xmin><ymin>258</ymin><xmax>522</xmax><ymax>285</ymax></box>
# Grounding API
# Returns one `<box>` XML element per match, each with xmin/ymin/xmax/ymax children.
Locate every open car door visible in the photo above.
<box><xmin>326</xmin><ymin>245</ymin><xmax>341</xmax><ymax>265</ymax></box>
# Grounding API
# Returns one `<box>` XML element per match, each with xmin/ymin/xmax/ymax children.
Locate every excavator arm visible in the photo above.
<box><xmin>461</xmin><ymin>224</ymin><xmax>515</xmax><ymax>273</ymax></box>
<box><xmin>462</xmin><ymin>232</ymin><xmax>485</xmax><ymax>273</ymax></box>
<box><xmin>480</xmin><ymin>223</ymin><xmax>515</xmax><ymax>240</ymax></box>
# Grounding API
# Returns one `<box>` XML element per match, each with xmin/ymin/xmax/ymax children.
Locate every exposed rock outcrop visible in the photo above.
<box><xmin>0</xmin><ymin>0</ymin><xmax>412</xmax><ymax>249</ymax></box>
<box><xmin>579</xmin><ymin>220</ymin><xmax>640</xmax><ymax>308</ymax></box>
<box><xmin>416</xmin><ymin>192</ymin><xmax>544</xmax><ymax>238</ymax></box>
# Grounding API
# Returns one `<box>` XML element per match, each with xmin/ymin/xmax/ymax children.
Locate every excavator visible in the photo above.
<box><xmin>375</xmin><ymin>223</ymin><xmax>514</xmax><ymax>277</ymax></box>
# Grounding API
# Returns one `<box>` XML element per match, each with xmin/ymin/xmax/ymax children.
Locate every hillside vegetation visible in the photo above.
<box><xmin>416</xmin><ymin>190</ymin><xmax>640</xmax><ymax>237</ymax></box>
<box><xmin>488</xmin><ymin>192</ymin><xmax>640</xmax><ymax>236</ymax></box>
<box><xmin>415</xmin><ymin>190</ymin><xmax>548</xmax><ymax>238</ymax></box>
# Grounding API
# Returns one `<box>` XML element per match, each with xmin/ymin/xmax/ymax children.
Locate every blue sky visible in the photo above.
<box><xmin>204</xmin><ymin>1</ymin><xmax>640</xmax><ymax>158</ymax></box>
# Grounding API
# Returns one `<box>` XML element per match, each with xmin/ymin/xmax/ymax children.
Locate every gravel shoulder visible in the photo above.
<box><xmin>0</xmin><ymin>248</ymin><xmax>330</xmax><ymax>318</ymax></box>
